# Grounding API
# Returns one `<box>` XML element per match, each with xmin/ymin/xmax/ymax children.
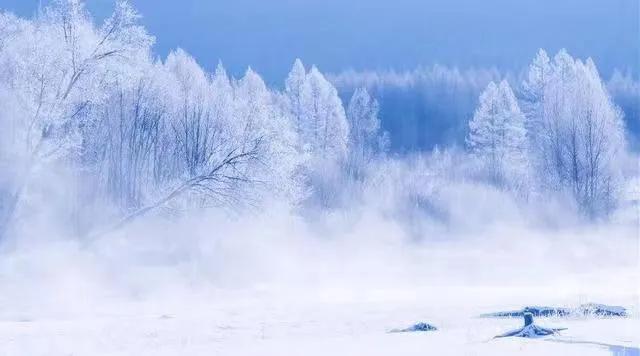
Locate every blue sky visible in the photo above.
<box><xmin>2</xmin><ymin>0</ymin><xmax>638</xmax><ymax>83</ymax></box>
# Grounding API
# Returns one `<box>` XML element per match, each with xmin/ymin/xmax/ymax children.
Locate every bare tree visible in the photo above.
<box><xmin>0</xmin><ymin>0</ymin><xmax>152</xmax><ymax>239</ymax></box>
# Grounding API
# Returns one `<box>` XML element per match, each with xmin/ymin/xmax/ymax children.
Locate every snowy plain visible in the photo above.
<box><xmin>0</xmin><ymin>284</ymin><xmax>637</xmax><ymax>355</ymax></box>
<box><xmin>0</xmin><ymin>211</ymin><xmax>637</xmax><ymax>356</ymax></box>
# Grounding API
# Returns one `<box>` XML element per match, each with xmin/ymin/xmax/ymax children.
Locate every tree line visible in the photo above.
<box><xmin>0</xmin><ymin>1</ymin><xmax>633</xmax><ymax>241</ymax></box>
<box><xmin>468</xmin><ymin>49</ymin><xmax>627</xmax><ymax>218</ymax></box>
<box><xmin>0</xmin><ymin>1</ymin><xmax>386</xmax><ymax>239</ymax></box>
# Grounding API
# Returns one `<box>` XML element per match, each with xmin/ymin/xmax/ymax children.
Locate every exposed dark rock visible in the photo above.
<box><xmin>389</xmin><ymin>322</ymin><xmax>438</xmax><ymax>333</ymax></box>
<box><xmin>482</xmin><ymin>306</ymin><xmax>571</xmax><ymax>318</ymax></box>
<box><xmin>481</xmin><ymin>303</ymin><xmax>627</xmax><ymax>318</ymax></box>
<box><xmin>579</xmin><ymin>303</ymin><xmax>627</xmax><ymax>317</ymax></box>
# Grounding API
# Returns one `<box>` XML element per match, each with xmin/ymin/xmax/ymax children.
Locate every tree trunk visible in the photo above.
<box><xmin>523</xmin><ymin>312</ymin><xmax>534</xmax><ymax>327</ymax></box>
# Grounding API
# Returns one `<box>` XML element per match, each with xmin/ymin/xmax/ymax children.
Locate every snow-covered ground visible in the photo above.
<box><xmin>0</xmin><ymin>214</ymin><xmax>637</xmax><ymax>355</ymax></box>
<box><xmin>0</xmin><ymin>288</ymin><xmax>638</xmax><ymax>356</ymax></box>
<box><xmin>1</xmin><ymin>260</ymin><xmax>637</xmax><ymax>356</ymax></box>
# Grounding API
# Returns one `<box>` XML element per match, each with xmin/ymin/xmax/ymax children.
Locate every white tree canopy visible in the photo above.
<box><xmin>467</xmin><ymin>80</ymin><xmax>528</xmax><ymax>188</ymax></box>
<box><xmin>521</xmin><ymin>49</ymin><xmax>627</xmax><ymax>216</ymax></box>
<box><xmin>346</xmin><ymin>87</ymin><xmax>388</xmax><ymax>178</ymax></box>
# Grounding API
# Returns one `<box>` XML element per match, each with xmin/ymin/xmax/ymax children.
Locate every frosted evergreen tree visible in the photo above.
<box><xmin>283</xmin><ymin>65</ymin><xmax>348</xmax><ymax>206</ymax></box>
<box><xmin>467</xmin><ymin>80</ymin><xmax>528</xmax><ymax>189</ymax></box>
<box><xmin>285</xmin><ymin>58</ymin><xmax>307</xmax><ymax>139</ymax></box>
<box><xmin>283</xmin><ymin>61</ymin><xmax>349</xmax><ymax>166</ymax></box>
<box><xmin>521</xmin><ymin>49</ymin><xmax>552</xmax><ymax>143</ymax></box>
<box><xmin>346</xmin><ymin>87</ymin><xmax>388</xmax><ymax>178</ymax></box>
<box><xmin>301</xmin><ymin>66</ymin><xmax>349</xmax><ymax>163</ymax></box>
<box><xmin>209</xmin><ymin>61</ymin><xmax>235</xmax><ymax>150</ymax></box>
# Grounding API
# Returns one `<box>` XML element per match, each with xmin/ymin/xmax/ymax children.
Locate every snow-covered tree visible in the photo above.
<box><xmin>0</xmin><ymin>0</ymin><xmax>153</xmax><ymax>239</ymax></box>
<box><xmin>86</xmin><ymin>62</ymin><xmax>169</xmax><ymax>212</ymax></box>
<box><xmin>0</xmin><ymin>1</ymin><xmax>312</xmax><ymax>238</ymax></box>
<box><xmin>520</xmin><ymin>49</ymin><xmax>552</xmax><ymax>141</ymax></box>
<box><xmin>607</xmin><ymin>70</ymin><xmax>640</xmax><ymax>148</ymax></box>
<box><xmin>467</xmin><ymin>80</ymin><xmax>528</xmax><ymax>189</ymax></box>
<box><xmin>346</xmin><ymin>87</ymin><xmax>389</xmax><ymax>178</ymax></box>
<box><xmin>297</xmin><ymin>65</ymin><xmax>349</xmax><ymax>163</ymax></box>
<box><xmin>91</xmin><ymin>62</ymin><xmax>300</xmax><ymax>233</ymax></box>
<box><xmin>165</xmin><ymin>49</ymin><xmax>217</xmax><ymax>180</ymax></box>
<box><xmin>522</xmin><ymin>49</ymin><xmax>627</xmax><ymax>217</ymax></box>
<box><xmin>283</xmin><ymin>61</ymin><xmax>349</xmax><ymax>206</ymax></box>
<box><xmin>285</xmin><ymin>58</ymin><xmax>307</xmax><ymax>139</ymax></box>
<box><xmin>233</xmin><ymin>67</ymin><xmax>301</xmax><ymax>204</ymax></box>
